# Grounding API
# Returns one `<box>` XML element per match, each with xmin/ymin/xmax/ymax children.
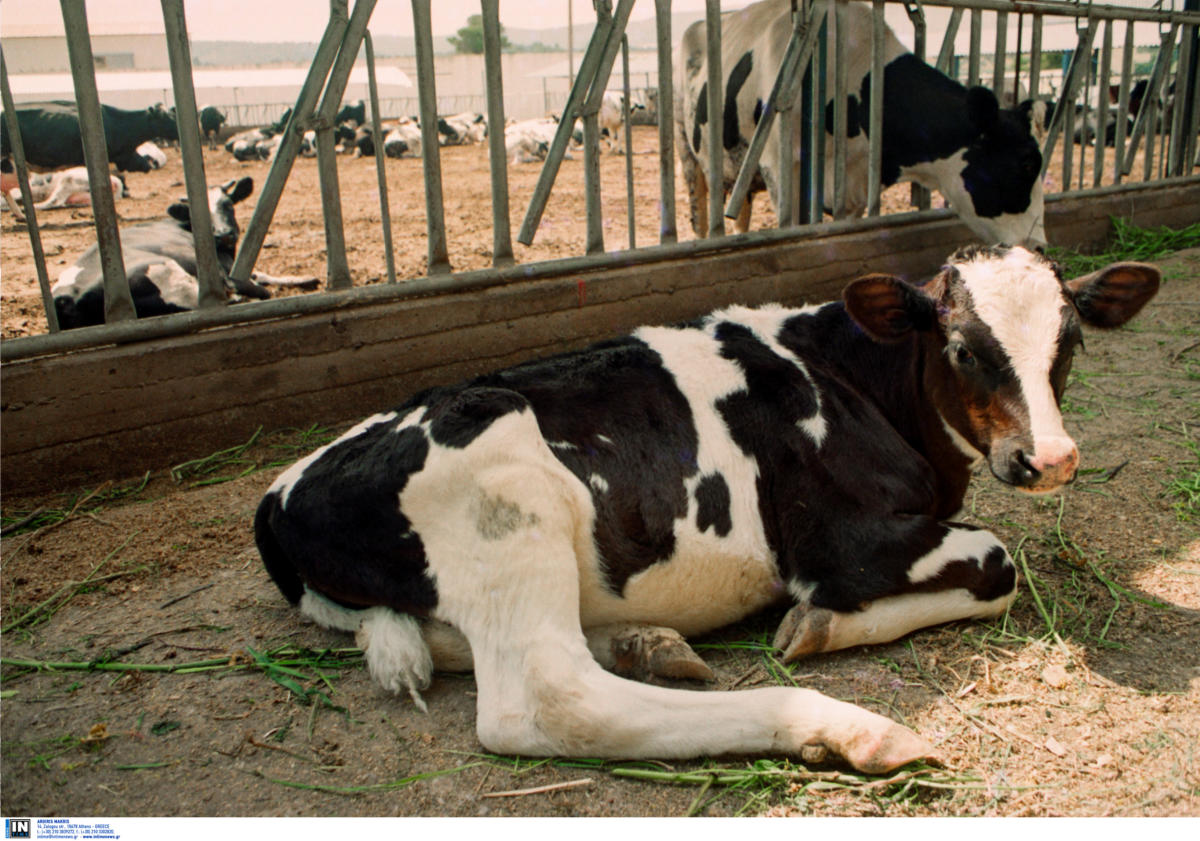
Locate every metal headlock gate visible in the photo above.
<box><xmin>2</xmin><ymin>0</ymin><xmax>1199</xmax><ymax>367</ymax></box>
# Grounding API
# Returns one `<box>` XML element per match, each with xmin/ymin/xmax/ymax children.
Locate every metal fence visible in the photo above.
<box><xmin>2</xmin><ymin>0</ymin><xmax>1198</xmax><ymax>361</ymax></box>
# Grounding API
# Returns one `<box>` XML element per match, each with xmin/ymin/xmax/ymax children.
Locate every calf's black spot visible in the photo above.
<box><xmin>259</xmin><ymin>422</ymin><xmax>438</xmax><ymax>616</ymax></box>
<box><xmin>724</xmin><ymin>52</ymin><xmax>753</xmax><ymax>151</ymax></box>
<box><xmin>692</xmin><ymin>82</ymin><xmax>708</xmax><ymax>153</ymax></box>
<box><xmin>695</xmin><ymin>472</ymin><xmax>732</xmax><ymax>537</ymax></box>
<box><xmin>425</xmin><ymin>387</ymin><xmax>530</xmax><ymax>448</ymax></box>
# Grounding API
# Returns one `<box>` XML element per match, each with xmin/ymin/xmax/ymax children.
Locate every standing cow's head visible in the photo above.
<box><xmin>151</xmin><ymin>103</ymin><xmax>180</xmax><ymax>142</ymax></box>
<box><xmin>167</xmin><ymin>177</ymin><xmax>254</xmax><ymax>252</ymax></box>
<box><xmin>844</xmin><ymin>245</ymin><xmax>1160</xmax><ymax>493</ymax></box>
<box><xmin>934</xmin><ymin>88</ymin><xmax>1047</xmax><ymax>248</ymax></box>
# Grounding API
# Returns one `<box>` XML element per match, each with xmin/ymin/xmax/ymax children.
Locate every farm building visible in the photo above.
<box><xmin>0</xmin><ymin>19</ymin><xmax>169</xmax><ymax>72</ymax></box>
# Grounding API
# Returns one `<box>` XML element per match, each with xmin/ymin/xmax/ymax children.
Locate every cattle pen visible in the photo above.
<box><xmin>2</xmin><ymin>0</ymin><xmax>1199</xmax><ymax>493</ymax></box>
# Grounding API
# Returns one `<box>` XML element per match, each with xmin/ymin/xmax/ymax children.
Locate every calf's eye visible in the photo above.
<box><xmin>955</xmin><ymin>346</ymin><xmax>976</xmax><ymax>367</ymax></box>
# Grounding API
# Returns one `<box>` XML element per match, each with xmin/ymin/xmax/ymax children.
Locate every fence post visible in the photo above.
<box><xmin>480</xmin><ymin>0</ymin><xmax>514</xmax><ymax>267</ymax></box>
<box><xmin>160</xmin><ymin>0</ymin><xmax>225</xmax><ymax>310</ymax></box>
<box><xmin>229</xmin><ymin>0</ymin><xmax>350</xmax><ymax>288</ymax></box>
<box><xmin>654</xmin><ymin>0</ymin><xmax>677</xmax><ymax>244</ymax></box>
<box><xmin>0</xmin><ymin>49</ymin><xmax>59</xmax><ymax>333</ymax></box>
<box><xmin>59</xmin><ymin>0</ymin><xmax>136</xmax><ymax>325</ymax></box>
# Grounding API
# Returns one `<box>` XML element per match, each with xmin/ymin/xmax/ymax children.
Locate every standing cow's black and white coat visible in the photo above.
<box><xmin>256</xmin><ymin>246</ymin><xmax>1158</xmax><ymax>770</ymax></box>
<box><xmin>676</xmin><ymin>0</ymin><xmax>1046</xmax><ymax>245</ymax></box>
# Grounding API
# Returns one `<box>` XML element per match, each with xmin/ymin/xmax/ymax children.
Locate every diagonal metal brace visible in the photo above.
<box><xmin>725</xmin><ymin>0</ymin><xmax>827</xmax><ymax>224</ymax></box>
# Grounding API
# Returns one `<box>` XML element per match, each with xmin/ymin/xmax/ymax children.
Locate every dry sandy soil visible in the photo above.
<box><xmin>1</xmin><ymin>129</ymin><xmax>1198</xmax><ymax>818</ymax></box>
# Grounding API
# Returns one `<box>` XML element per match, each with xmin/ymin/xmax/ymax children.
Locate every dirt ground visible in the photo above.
<box><xmin>1</xmin><ymin>130</ymin><xmax>1199</xmax><ymax>818</ymax></box>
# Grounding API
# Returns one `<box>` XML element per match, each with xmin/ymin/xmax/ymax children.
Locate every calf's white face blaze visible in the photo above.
<box><xmin>955</xmin><ymin>246</ymin><xmax>1079</xmax><ymax>492</ymax></box>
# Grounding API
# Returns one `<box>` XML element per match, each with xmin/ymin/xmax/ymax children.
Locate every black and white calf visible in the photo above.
<box><xmin>676</xmin><ymin>0</ymin><xmax>1046</xmax><ymax>245</ymax></box>
<box><xmin>256</xmin><ymin>245</ymin><xmax>1158</xmax><ymax>770</ymax></box>
<box><xmin>52</xmin><ymin>177</ymin><xmax>318</xmax><ymax>329</ymax></box>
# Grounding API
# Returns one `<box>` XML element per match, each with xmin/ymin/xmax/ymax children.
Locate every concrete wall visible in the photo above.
<box><xmin>2</xmin><ymin>179</ymin><xmax>1197</xmax><ymax>496</ymax></box>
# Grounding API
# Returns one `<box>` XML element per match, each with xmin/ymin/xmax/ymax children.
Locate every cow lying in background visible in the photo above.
<box><xmin>505</xmin><ymin>116</ymin><xmax>583</xmax><ymax>163</ymax></box>
<box><xmin>676</xmin><ymin>0</ymin><xmax>1046</xmax><ymax>245</ymax></box>
<box><xmin>136</xmin><ymin>141</ymin><xmax>167</xmax><ymax>169</ymax></box>
<box><xmin>53</xmin><ymin>176</ymin><xmax>319</xmax><ymax>329</ymax></box>
<box><xmin>2</xmin><ymin>166</ymin><xmax>126</xmax><ymax>221</ymax></box>
<box><xmin>438</xmin><ymin>112</ymin><xmax>488</xmax><ymax>145</ymax></box>
<box><xmin>256</xmin><ymin>244</ymin><xmax>1158</xmax><ymax>770</ymax></box>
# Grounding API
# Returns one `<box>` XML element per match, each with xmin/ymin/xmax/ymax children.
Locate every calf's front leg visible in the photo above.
<box><xmin>775</xmin><ymin>522</ymin><xmax>1017</xmax><ymax>660</ymax></box>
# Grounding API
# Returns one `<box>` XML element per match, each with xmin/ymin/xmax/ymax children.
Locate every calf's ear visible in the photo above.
<box><xmin>167</xmin><ymin>200</ymin><xmax>191</xmax><ymax>224</ymax></box>
<box><xmin>223</xmin><ymin>176</ymin><xmax>254</xmax><ymax>204</ymax></box>
<box><xmin>967</xmin><ymin>87</ymin><xmax>1001</xmax><ymax>133</ymax></box>
<box><xmin>1066</xmin><ymin>262</ymin><xmax>1160</xmax><ymax>328</ymax></box>
<box><xmin>843</xmin><ymin>274</ymin><xmax>936</xmax><ymax>342</ymax></box>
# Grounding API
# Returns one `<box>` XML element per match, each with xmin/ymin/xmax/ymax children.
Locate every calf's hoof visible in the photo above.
<box><xmin>773</xmin><ymin>603</ymin><xmax>833</xmax><ymax>661</ymax></box>
<box><xmin>607</xmin><ymin>625</ymin><xmax>715</xmax><ymax>682</ymax></box>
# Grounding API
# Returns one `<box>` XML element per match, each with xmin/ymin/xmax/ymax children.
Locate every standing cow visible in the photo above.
<box><xmin>199</xmin><ymin>105</ymin><xmax>227</xmax><ymax>150</ymax></box>
<box><xmin>676</xmin><ymin>0</ymin><xmax>1046</xmax><ymax>246</ymax></box>
<box><xmin>256</xmin><ymin>244</ymin><xmax>1158</xmax><ymax>770</ymax></box>
<box><xmin>1</xmin><ymin>101</ymin><xmax>178</xmax><ymax>173</ymax></box>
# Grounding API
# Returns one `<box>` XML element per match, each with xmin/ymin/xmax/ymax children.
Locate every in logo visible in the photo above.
<box><xmin>5</xmin><ymin>820</ymin><xmax>30</xmax><ymax>839</ymax></box>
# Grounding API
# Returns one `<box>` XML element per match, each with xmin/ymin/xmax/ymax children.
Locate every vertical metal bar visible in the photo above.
<box><xmin>1144</xmin><ymin>89</ymin><xmax>1157</xmax><ymax>181</ymax></box>
<box><xmin>908</xmin><ymin>2</ymin><xmax>930</xmax><ymax>211</ymax></box>
<box><xmin>809</xmin><ymin>9</ymin><xmax>827</xmax><ymax>223</ymax></box>
<box><xmin>704</xmin><ymin>0</ymin><xmax>724</xmax><ymax>237</ymax></box>
<box><xmin>992</xmin><ymin>11</ymin><xmax>1008</xmax><ymax>96</ymax></box>
<box><xmin>517</xmin><ymin>0</ymin><xmax>622</xmax><ymax>246</ymax></box>
<box><xmin>1029</xmin><ymin>13</ymin><xmax>1042</xmax><ymax>100</ymax></box>
<box><xmin>867</xmin><ymin>0</ymin><xmax>886</xmax><ymax>217</ymax></box>
<box><xmin>1040</xmin><ymin>18</ymin><xmax>1097</xmax><ymax>181</ymax></box>
<box><xmin>622</xmin><ymin>35</ymin><xmax>636</xmax><ymax>249</ymax></box>
<box><xmin>833</xmin><ymin>0</ymin><xmax>848</xmax><ymax>216</ymax></box>
<box><xmin>160</xmin><ymin>0</ymin><xmax>224</xmax><ymax>310</ymax></box>
<box><xmin>579</xmin><ymin>0</ymin><xmax>636</xmax><ymax>255</ymax></box>
<box><xmin>1168</xmin><ymin>21</ymin><xmax>1195</xmax><ymax>175</ymax></box>
<box><xmin>783</xmin><ymin>2</ymin><xmax>803</xmax><ymax>230</ymax></box>
<box><xmin>1093</xmin><ymin>21</ymin><xmax>1112</xmax><ymax>188</ymax></box>
<box><xmin>1113</xmin><ymin>20</ymin><xmax>1134</xmax><ymax>185</ymax></box>
<box><xmin>1188</xmin><ymin>22</ymin><xmax>1200</xmax><ymax>174</ymax></box>
<box><xmin>1122</xmin><ymin>25</ymin><xmax>1178</xmax><ymax>176</ymax></box>
<box><xmin>316</xmin><ymin>0</ymin><xmax>377</xmax><ymax>289</ymax></box>
<box><xmin>480</xmin><ymin>0</ymin><xmax>513</xmax><ymax>267</ymax></box>
<box><xmin>725</xmin><ymin>1</ymin><xmax>825</xmax><ymax>227</ymax></box>
<box><xmin>968</xmin><ymin>8</ymin><xmax>982</xmax><ymax>87</ymax></box>
<box><xmin>1013</xmin><ymin>12</ymin><xmax>1024</xmax><ymax>106</ymax></box>
<box><xmin>936</xmin><ymin>7</ymin><xmax>964</xmax><ymax>74</ymax></box>
<box><xmin>231</xmin><ymin>1</ymin><xmax>349</xmax><ymax>286</ymax></box>
<box><xmin>0</xmin><ymin>49</ymin><xmax>59</xmax><ymax>333</ymax></box>
<box><xmin>654</xmin><ymin>0</ymin><xmax>677</xmax><ymax>244</ymax></box>
<box><xmin>364</xmin><ymin>32</ymin><xmax>397</xmax><ymax>284</ymax></box>
<box><xmin>59</xmin><ymin>0</ymin><xmax>135</xmax><ymax>325</ymax></box>
<box><xmin>411</xmin><ymin>0</ymin><xmax>451</xmax><ymax>273</ymax></box>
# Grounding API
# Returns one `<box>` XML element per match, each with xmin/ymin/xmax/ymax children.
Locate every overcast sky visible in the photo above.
<box><xmin>2</xmin><ymin>0</ymin><xmax>742</xmax><ymax>42</ymax></box>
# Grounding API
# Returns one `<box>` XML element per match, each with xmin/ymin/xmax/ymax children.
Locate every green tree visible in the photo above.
<box><xmin>448</xmin><ymin>14</ymin><xmax>511</xmax><ymax>54</ymax></box>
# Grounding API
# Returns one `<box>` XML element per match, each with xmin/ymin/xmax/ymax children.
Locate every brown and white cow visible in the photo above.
<box><xmin>256</xmin><ymin>245</ymin><xmax>1158</xmax><ymax>771</ymax></box>
<box><xmin>676</xmin><ymin>0</ymin><xmax>1046</xmax><ymax>245</ymax></box>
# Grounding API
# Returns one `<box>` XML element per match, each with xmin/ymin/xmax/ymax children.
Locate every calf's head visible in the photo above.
<box><xmin>167</xmin><ymin>177</ymin><xmax>253</xmax><ymax>251</ymax></box>
<box><xmin>940</xmin><ymin>88</ymin><xmax>1047</xmax><ymax>248</ymax></box>
<box><xmin>845</xmin><ymin>245</ymin><xmax>1160</xmax><ymax>493</ymax></box>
